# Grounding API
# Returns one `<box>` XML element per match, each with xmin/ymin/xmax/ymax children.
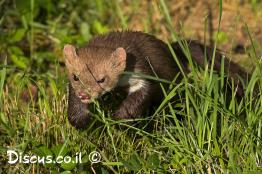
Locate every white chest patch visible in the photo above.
<box><xmin>118</xmin><ymin>75</ymin><xmax>147</xmax><ymax>94</ymax></box>
<box><xmin>127</xmin><ymin>78</ymin><xmax>147</xmax><ymax>94</ymax></box>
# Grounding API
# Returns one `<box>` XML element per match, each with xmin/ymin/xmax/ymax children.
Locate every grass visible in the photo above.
<box><xmin>0</xmin><ymin>0</ymin><xmax>262</xmax><ymax>173</ymax></box>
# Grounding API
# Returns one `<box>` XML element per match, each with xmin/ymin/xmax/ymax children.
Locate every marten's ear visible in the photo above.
<box><xmin>112</xmin><ymin>47</ymin><xmax>126</xmax><ymax>70</ymax></box>
<box><xmin>63</xmin><ymin>44</ymin><xmax>78</xmax><ymax>64</ymax></box>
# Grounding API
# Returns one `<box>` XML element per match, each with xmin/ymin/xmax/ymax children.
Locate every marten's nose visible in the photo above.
<box><xmin>78</xmin><ymin>92</ymin><xmax>90</xmax><ymax>100</ymax></box>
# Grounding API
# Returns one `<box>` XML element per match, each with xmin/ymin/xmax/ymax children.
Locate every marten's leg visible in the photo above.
<box><xmin>114</xmin><ymin>82</ymin><xmax>154</xmax><ymax>119</ymax></box>
<box><xmin>68</xmin><ymin>83</ymin><xmax>91</xmax><ymax>129</ymax></box>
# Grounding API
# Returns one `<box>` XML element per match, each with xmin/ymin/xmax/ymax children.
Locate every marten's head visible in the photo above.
<box><xmin>63</xmin><ymin>44</ymin><xmax>126</xmax><ymax>103</ymax></box>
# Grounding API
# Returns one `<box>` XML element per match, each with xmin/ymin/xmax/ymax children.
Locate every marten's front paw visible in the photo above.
<box><xmin>114</xmin><ymin>106</ymin><xmax>137</xmax><ymax>119</ymax></box>
<box><xmin>68</xmin><ymin>111</ymin><xmax>91</xmax><ymax>129</ymax></box>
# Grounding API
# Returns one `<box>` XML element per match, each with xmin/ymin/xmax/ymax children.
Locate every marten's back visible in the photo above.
<box><xmin>87</xmin><ymin>31</ymin><xmax>179</xmax><ymax>81</ymax></box>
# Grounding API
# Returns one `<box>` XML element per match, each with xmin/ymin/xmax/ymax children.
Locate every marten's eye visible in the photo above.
<box><xmin>73</xmin><ymin>74</ymin><xmax>79</xmax><ymax>81</ymax></box>
<box><xmin>96</xmin><ymin>77</ymin><xmax>105</xmax><ymax>84</ymax></box>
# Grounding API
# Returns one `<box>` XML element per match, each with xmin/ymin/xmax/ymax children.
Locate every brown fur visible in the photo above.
<box><xmin>64</xmin><ymin>31</ymin><xmax>251</xmax><ymax>129</ymax></box>
<box><xmin>64</xmin><ymin>44</ymin><xmax>126</xmax><ymax>102</ymax></box>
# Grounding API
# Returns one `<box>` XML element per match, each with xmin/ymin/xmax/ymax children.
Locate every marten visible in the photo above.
<box><xmin>63</xmin><ymin>31</ymin><xmax>251</xmax><ymax>129</ymax></box>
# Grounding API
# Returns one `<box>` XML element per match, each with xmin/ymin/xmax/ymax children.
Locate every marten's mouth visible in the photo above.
<box><xmin>78</xmin><ymin>92</ymin><xmax>90</xmax><ymax>103</ymax></box>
